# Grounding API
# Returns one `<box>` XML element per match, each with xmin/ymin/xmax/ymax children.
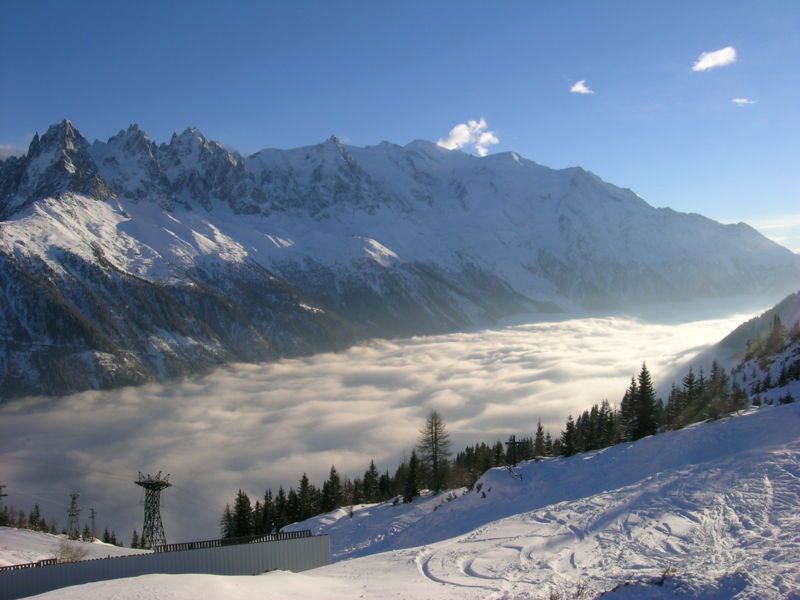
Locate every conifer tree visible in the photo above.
<box><xmin>560</xmin><ymin>415</ymin><xmax>577</xmax><ymax>456</ymax></box>
<box><xmin>619</xmin><ymin>376</ymin><xmax>638</xmax><ymax>441</ymax></box>
<box><xmin>321</xmin><ymin>466</ymin><xmax>343</xmax><ymax>512</ymax></box>
<box><xmin>416</xmin><ymin>410</ymin><xmax>452</xmax><ymax>492</ymax></box>
<box><xmin>663</xmin><ymin>383</ymin><xmax>677</xmax><ymax>429</ymax></box>
<box><xmin>789</xmin><ymin>320</ymin><xmax>800</xmax><ymax>344</ymax></box>
<box><xmin>252</xmin><ymin>500</ymin><xmax>263</xmax><ymax>534</ymax></box>
<box><xmin>363</xmin><ymin>460</ymin><xmax>380</xmax><ymax>502</ymax></box>
<box><xmin>392</xmin><ymin>460</ymin><xmax>408</xmax><ymax>498</ymax></box>
<box><xmin>29</xmin><ymin>505</ymin><xmax>41</xmax><ymax>531</ymax></box>
<box><xmin>274</xmin><ymin>487</ymin><xmax>288</xmax><ymax>530</ymax></box>
<box><xmin>765</xmin><ymin>315</ymin><xmax>788</xmax><ymax>356</ymax></box>
<box><xmin>220</xmin><ymin>504</ymin><xmax>234</xmax><ymax>538</ymax></box>
<box><xmin>404</xmin><ymin>450</ymin><xmax>420</xmax><ymax>503</ymax></box>
<box><xmin>232</xmin><ymin>489</ymin><xmax>253</xmax><ymax>537</ymax></box>
<box><xmin>489</xmin><ymin>440</ymin><xmax>504</xmax><ymax>465</ymax></box>
<box><xmin>544</xmin><ymin>432</ymin><xmax>554</xmax><ymax>456</ymax></box>
<box><xmin>131</xmin><ymin>529</ymin><xmax>140</xmax><ymax>548</ymax></box>
<box><xmin>351</xmin><ymin>477</ymin><xmax>364</xmax><ymax>505</ymax></box>
<box><xmin>730</xmin><ymin>381</ymin><xmax>749</xmax><ymax>412</ymax></box>
<box><xmin>634</xmin><ymin>362</ymin><xmax>658</xmax><ymax>439</ymax></box>
<box><xmin>297</xmin><ymin>474</ymin><xmax>314</xmax><ymax>521</ymax></box>
<box><xmin>286</xmin><ymin>488</ymin><xmax>300</xmax><ymax>523</ymax></box>
<box><xmin>600</xmin><ymin>399</ymin><xmax>617</xmax><ymax>446</ymax></box>
<box><xmin>261</xmin><ymin>489</ymin><xmax>275</xmax><ymax>534</ymax></box>
<box><xmin>378</xmin><ymin>470</ymin><xmax>392</xmax><ymax>499</ymax></box>
<box><xmin>81</xmin><ymin>524</ymin><xmax>92</xmax><ymax>541</ymax></box>
<box><xmin>681</xmin><ymin>367</ymin><xmax>698</xmax><ymax>425</ymax></box>
<box><xmin>533</xmin><ymin>421</ymin><xmax>546</xmax><ymax>456</ymax></box>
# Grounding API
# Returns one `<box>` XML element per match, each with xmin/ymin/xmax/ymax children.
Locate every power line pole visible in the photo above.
<box><xmin>134</xmin><ymin>472</ymin><xmax>171</xmax><ymax>549</ymax></box>
<box><xmin>504</xmin><ymin>434</ymin><xmax>528</xmax><ymax>467</ymax></box>
<box><xmin>66</xmin><ymin>493</ymin><xmax>81</xmax><ymax>540</ymax></box>
<box><xmin>89</xmin><ymin>508</ymin><xmax>97</xmax><ymax>539</ymax></box>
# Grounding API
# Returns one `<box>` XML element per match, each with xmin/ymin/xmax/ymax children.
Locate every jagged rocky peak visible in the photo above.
<box><xmin>106</xmin><ymin>123</ymin><xmax>153</xmax><ymax>151</ymax></box>
<box><xmin>0</xmin><ymin>119</ymin><xmax>109</xmax><ymax>218</ymax></box>
<box><xmin>89</xmin><ymin>123</ymin><xmax>167</xmax><ymax>204</ymax></box>
<box><xmin>28</xmin><ymin>119</ymin><xmax>84</xmax><ymax>161</ymax></box>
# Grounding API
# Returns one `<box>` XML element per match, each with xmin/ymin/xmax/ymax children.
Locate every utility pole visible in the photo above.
<box><xmin>504</xmin><ymin>435</ymin><xmax>528</xmax><ymax>468</ymax></box>
<box><xmin>134</xmin><ymin>472</ymin><xmax>171</xmax><ymax>549</ymax></box>
<box><xmin>89</xmin><ymin>508</ymin><xmax>97</xmax><ymax>539</ymax></box>
<box><xmin>66</xmin><ymin>493</ymin><xmax>81</xmax><ymax>540</ymax></box>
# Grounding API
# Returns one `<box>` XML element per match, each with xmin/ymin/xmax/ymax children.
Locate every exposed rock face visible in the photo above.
<box><xmin>1</xmin><ymin>120</ymin><xmax>798</xmax><ymax>399</ymax></box>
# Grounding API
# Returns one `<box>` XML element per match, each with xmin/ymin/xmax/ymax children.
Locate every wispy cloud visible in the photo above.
<box><xmin>437</xmin><ymin>118</ymin><xmax>499</xmax><ymax>157</ymax></box>
<box><xmin>0</xmin><ymin>310</ymin><xmax>754</xmax><ymax>543</ymax></box>
<box><xmin>0</xmin><ymin>144</ymin><xmax>25</xmax><ymax>159</ymax></box>
<box><xmin>570</xmin><ymin>80</ymin><xmax>594</xmax><ymax>95</ymax></box>
<box><xmin>731</xmin><ymin>98</ymin><xmax>756</xmax><ymax>106</ymax></box>
<box><xmin>692</xmin><ymin>46</ymin><xmax>737</xmax><ymax>72</ymax></box>
<box><xmin>742</xmin><ymin>213</ymin><xmax>800</xmax><ymax>253</ymax></box>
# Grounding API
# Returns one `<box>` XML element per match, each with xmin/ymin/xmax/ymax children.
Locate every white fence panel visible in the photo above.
<box><xmin>0</xmin><ymin>534</ymin><xmax>330</xmax><ymax>600</ymax></box>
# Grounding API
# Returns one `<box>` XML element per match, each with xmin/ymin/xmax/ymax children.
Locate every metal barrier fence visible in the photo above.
<box><xmin>0</xmin><ymin>532</ymin><xmax>330</xmax><ymax>600</ymax></box>
<box><xmin>0</xmin><ymin>559</ymin><xmax>57</xmax><ymax>573</ymax></box>
<box><xmin>154</xmin><ymin>529</ymin><xmax>312</xmax><ymax>553</ymax></box>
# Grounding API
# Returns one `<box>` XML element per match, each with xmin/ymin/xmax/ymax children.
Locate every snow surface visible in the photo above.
<box><xmin>0</xmin><ymin>527</ymin><xmax>147</xmax><ymax>567</ymax></box>
<box><xmin>16</xmin><ymin>403</ymin><xmax>800</xmax><ymax>599</ymax></box>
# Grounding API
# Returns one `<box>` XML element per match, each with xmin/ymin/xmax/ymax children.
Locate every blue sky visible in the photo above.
<box><xmin>1</xmin><ymin>1</ymin><xmax>798</xmax><ymax>250</ymax></box>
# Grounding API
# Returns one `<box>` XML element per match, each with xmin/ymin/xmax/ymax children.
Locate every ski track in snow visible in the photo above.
<box><xmin>9</xmin><ymin>405</ymin><xmax>800</xmax><ymax>599</ymax></box>
<box><xmin>400</xmin><ymin>453</ymin><xmax>799</xmax><ymax>598</ymax></box>
<box><xmin>300</xmin><ymin>404</ymin><xmax>800</xmax><ymax>599</ymax></box>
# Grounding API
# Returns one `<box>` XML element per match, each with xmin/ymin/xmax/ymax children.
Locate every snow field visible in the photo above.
<box><xmin>0</xmin><ymin>527</ymin><xmax>147</xmax><ymax>567</ymax></box>
<box><xmin>20</xmin><ymin>403</ymin><xmax>794</xmax><ymax>599</ymax></box>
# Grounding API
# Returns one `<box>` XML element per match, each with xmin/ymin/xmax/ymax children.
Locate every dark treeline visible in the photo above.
<box><xmin>0</xmin><ymin>504</ymin><xmax>59</xmax><ymax>534</ymax></box>
<box><xmin>0</xmin><ymin>503</ymin><xmax>122</xmax><ymax>545</ymax></box>
<box><xmin>220</xmin><ymin>318</ymin><xmax>800</xmax><ymax>538</ymax></box>
<box><xmin>219</xmin><ymin>410</ymin><xmax>453</xmax><ymax>538</ymax></box>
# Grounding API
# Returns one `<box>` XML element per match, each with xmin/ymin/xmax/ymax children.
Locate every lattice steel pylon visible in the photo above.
<box><xmin>66</xmin><ymin>493</ymin><xmax>81</xmax><ymax>539</ymax></box>
<box><xmin>134</xmin><ymin>472</ymin><xmax>171</xmax><ymax>549</ymax></box>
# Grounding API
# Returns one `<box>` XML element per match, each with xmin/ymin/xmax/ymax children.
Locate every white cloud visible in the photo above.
<box><xmin>731</xmin><ymin>98</ymin><xmax>756</xmax><ymax>106</ymax></box>
<box><xmin>570</xmin><ymin>80</ymin><xmax>595</xmax><ymax>95</ymax></box>
<box><xmin>692</xmin><ymin>46</ymin><xmax>737</xmax><ymax>72</ymax></box>
<box><xmin>437</xmin><ymin>118</ymin><xmax>499</xmax><ymax>157</ymax></box>
<box><xmin>0</xmin><ymin>307</ymin><xmax>758</xmax><ymax>544</ymax></box>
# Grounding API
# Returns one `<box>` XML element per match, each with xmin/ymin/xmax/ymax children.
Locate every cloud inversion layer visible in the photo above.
<box><xmin>0</xmin><ymin>310</ymin><xmax>756</xmax><ymax>543</ymax></box>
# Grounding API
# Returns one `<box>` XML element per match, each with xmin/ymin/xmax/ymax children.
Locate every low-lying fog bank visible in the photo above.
<box><xmin>0</xmin><ymin>305</ymin><xmax>760</xmax><ymax>543</ymax></box>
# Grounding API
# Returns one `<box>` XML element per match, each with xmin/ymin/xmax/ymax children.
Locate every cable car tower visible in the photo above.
<box><xmin>134</xmin><ymin>472</ymin><xmax>171</xmax><ymax>549</ymax></box>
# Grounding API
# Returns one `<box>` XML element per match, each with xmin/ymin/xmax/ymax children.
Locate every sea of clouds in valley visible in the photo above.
<box><xmin>0</xmin><ymin>303</ymin><xmax>764</xmax><ymax>543</ymax></box>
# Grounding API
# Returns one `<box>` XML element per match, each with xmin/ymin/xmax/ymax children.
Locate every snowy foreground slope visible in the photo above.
<box><xmin>0</xmin><ymin>528</ymin><xmax>146</xmax><ymax>567</ymax></box>
<box><xmin>25</xmin><ymin>403</ymin><xmax>800</xmax><ymax>599</ymax></box>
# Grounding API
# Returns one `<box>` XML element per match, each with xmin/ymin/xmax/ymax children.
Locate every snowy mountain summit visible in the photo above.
<box><xmin>1</xmin><ymin>120</ymin><xmax>799</xmax><ymax>398</ymax></box>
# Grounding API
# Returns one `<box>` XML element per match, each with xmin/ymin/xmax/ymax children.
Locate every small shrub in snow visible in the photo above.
<box><xmin>55</xmin><ymin>540</ymin><xmax>89</xmax><ymax>563</ymax></box>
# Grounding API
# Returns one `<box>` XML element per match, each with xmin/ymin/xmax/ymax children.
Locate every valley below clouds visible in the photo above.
<box><xmin>0</xmin><ymin>303</ymin><xmax>763</xmax><ymax>542</ymax></box>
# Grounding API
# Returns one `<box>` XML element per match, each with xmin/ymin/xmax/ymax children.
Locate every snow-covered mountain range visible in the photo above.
<box><xmin>2</xmin><ymin>120</ymin><xmax>799</xmax><ymax>398</ymax></box>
